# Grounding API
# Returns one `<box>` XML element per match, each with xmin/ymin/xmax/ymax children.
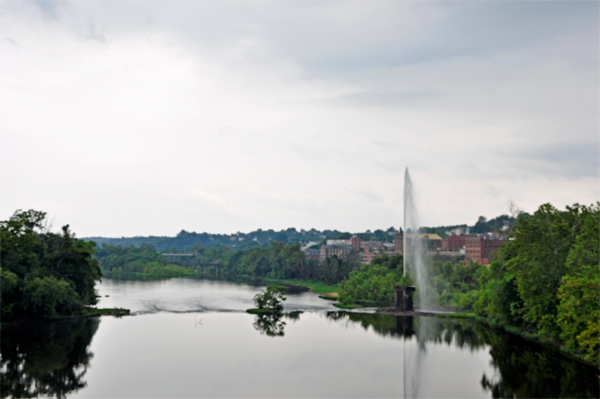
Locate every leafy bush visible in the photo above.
<box><xmin>339</xmin><ymin>263</ymin><xmax>411</xmax><ymax>305</ymax></box>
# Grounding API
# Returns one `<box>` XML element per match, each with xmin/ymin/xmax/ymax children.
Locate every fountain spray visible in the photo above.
<box><xmin>403</xmin><ymin>168</ymin><xmax>434</xmax><ymax>310</ymax></box>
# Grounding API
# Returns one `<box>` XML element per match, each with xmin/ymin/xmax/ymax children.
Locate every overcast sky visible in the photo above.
<box><xmin>1</xmin><ymin>1</ymin><xmax>598</xmax><ymax>237</ymax></box>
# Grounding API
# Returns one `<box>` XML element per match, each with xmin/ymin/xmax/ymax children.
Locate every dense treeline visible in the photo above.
<box><xmin>1</xmin><ymin>210</ymin><xmax>102</xmax><ymax>320</ymax></box>
<box><xmin>475</xmin><ymin>203</ymin><xmax>599</xmax><ymax>361</ymax></box>
<box><xmin>95</xmin><ymin>243</ymin><xmax>193</xmax><ymax>276</ymax></box>
<box><xmin>339</xmin><ymin>202</ymin><xmax>599</xmax><ymax>362</ymax></box>
<box><xmin>95</xmin><ymin>241</ymin><xmax>361</xmax><ymax>285</ymax></box>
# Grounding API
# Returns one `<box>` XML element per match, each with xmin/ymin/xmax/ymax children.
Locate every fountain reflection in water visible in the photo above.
<box><xmin>403</xmin><ymin>168</ymin><xmax>435</xmax><ymax>310</ymax></box>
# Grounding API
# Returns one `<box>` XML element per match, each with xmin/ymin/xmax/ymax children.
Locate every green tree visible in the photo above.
<box><xmin>253</xmin><ymin>285</ymin><xmax>286</xmax><ymax>313</ymax></box>
<box><xmin>0</xmin><ymin>210</ymin><xmax>102</xmax><ymax>320</ymax></box>
<box><xmin>556</xmin><ymin>204</ymin><xmax>599</xmax><ymax>361</ymax></box>
<box><xmin>504</xmin><ymin>204</ymin><xmax>594</xmax><ymax>338</ymax></box>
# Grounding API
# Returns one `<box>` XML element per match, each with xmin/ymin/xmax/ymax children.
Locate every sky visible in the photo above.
<box><xmin>1</xmin><ymin>1</ymin><xmax>598</xmax><ymax>238</ymax></box>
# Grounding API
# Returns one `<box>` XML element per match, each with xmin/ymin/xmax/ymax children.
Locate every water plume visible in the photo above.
<box><xmin>403</xmin><ymin>168</ymin><xmax>434</xmax><ymax>310</ymax></box>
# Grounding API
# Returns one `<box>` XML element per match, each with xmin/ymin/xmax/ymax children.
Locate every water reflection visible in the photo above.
<box><xmin>477</xmin><ymin>326</ymin><xmax>600</xmax><ymax>398</ymax></box>
<box><xmin>326</xmin><ymin>312</ymin><xmax>599</xmax><ymax>398</ymax></box>
<box><xmin>1</xmin><ymin>318</ymin><xmax>99</xmax><ymax>399</ymax></box>
<box><xmin>326</xmin><ymin>311</ymin><xmax>415</xmax><ymax>339</ymax></box>
<box><xmin>252</xmin><ymin>311</ymin><xmax>304</xmax><ymax>337</ymax></box>
<box><xmin>253</xmin><ymin>314</ymin><xmax>286</xmax><ymax>337</ymax></box>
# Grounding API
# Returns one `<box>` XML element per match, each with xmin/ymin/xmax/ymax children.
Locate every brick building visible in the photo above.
<box><xmin>319</xmin><ymin>245</ymin><xmax>353</xmax><ymax>263</ymax></box>
<box><xmin>350</xmin><ymin>235</ymin><xmax>362</xmax><ymax>253</ymax></box>
<box><xmin>465</xmin><ymin>235</ymin><xmax>504</xmax><ymax>265</ymax></box>
<box><xmin>393</xmin><ymin>233</ymin><xmax>443</xmax><ymax>254</ymax></box>
<box><xmin>394</xmin><ymin>233</ymin><xmax>403</xmax><ymax>253</ymax></box>
<box><xmin>441</xmin><ymin>236</ymin><xmax>466</xmax><ymax>251</ymax></box>
<box><xmin>360</xmin><ymin>251</ymin><xmax>378</xmax><ymax>265</ymax></box>
<box><xmin>302</xmin><ymin>249</ymin><xmax>320</xmax><ymax>262</ymax></box>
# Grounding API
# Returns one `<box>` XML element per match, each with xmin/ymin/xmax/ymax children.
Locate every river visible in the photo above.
<box><xmin>1</xmin><ymin>276</ymin><xmax>598</xmax><ymax>398</ymax></box>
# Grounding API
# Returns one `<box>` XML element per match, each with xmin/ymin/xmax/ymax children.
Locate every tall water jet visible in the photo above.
<box><xmin>403</xmin><ymin>168</ymin><xmax>434</xmax><ymax>310</ymax></box>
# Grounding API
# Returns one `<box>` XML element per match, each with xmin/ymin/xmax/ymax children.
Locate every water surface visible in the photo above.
<box><xmin>1</xmin><ymin>277</ymin><xmax>598</xmax><ymax>398</ymax></box>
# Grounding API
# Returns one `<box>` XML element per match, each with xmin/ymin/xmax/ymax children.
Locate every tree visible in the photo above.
<box><xmin>253</xmin><ymin>285</ymin><xmax>286</xmax><ymax>313</ymax></box>
<box><xmin>0</xmin><ymin>210</ymin><xmax>102</xmax><ymax>320</ymax></box>
<box><xmin>556</xmin><ymin>204</ymin><xmax>599</xmax><ymax>361</ymax></box>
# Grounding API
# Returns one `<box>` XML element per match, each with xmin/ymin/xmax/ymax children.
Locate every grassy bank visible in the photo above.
<box><xmin>261</xmin><ymin>278</ymin><xmax>339</xmax><ymax>294</ymax></box>
<box><xmin>102</xmin><ymin>270</ymin><xmax>198</xmax><ymax>278</ymax></box>
<box><xmin>437</xmin><ymin>312</ymin><xmax>480</xmax><ymax>319</ymax></box>
<box><xmin>333</xmin><ymin>303</ymin><xmax>363</xmax><ymax>309</ymax></box>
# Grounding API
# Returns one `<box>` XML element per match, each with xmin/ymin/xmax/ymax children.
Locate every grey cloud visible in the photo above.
<box><xmin>15</xmin><ymin>1</ymin><xmax>598</xmax><ymax>76</ymax></box>
<box><xmin>84</xmin><ymin>17</ymin><xmax>106</xmax><ymax>42</ymax></box>
<box><xmin>31</xmin><ymin>0</ymin><xmax>64</xmax><ymax>21</ymax></box>
<box><xmin>332</xmin><ymin>91</ymin><xmax>443</xmax><ymax>108</ymax></box>
<box><xmin>264</xmin><ymin>1</ymin><xmax>599</xmax><ymax>75</ymax></box>
<box><xmin>506</xmin><ymin>142</ymin><xmax>599</xmax><ymax>179</ymax></box>
<box><xmin>342</xmin><ymin>186</ymin><xmax>384</xmax><ymax>204</ymax></box>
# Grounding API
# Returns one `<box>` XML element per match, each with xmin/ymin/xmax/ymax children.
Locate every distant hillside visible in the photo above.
<box><xmin>83</xmin><ymin>213</ymin><xmax>519</xmax><ymax>252</ymax></box>
<box><xmin>83</xmin><ymin>227</ymin><xmax>400</xmax><ymax>252</ymax></box>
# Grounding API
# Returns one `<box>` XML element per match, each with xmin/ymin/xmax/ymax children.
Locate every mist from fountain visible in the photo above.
<box><xmin>403</xmin><ymin>168</ymin><xmax>434</xmax><ymax>310</ymax></box>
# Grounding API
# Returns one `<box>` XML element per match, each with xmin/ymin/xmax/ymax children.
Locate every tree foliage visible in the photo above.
<box><xmin>338</xmin><ymin>255</ymin><xmax>410</xmax><ymax>305</ymax></box>
<box><xmin>0</xmin><ymin>210</ymin><xmax>102</xmax><ymax>320</ymax></box>
<box><xmin>474</xmin><ymin>202</ymin><xmax>599</xmax><ymax>361</ymax></box>
<box><xmin>253</xmin><ymin>285</ymin><xmax>286</xmax><ymax>313</ymax></box>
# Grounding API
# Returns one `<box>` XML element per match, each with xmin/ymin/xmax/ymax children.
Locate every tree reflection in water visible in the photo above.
<box><xmin>252</xmin><ymin>310</ymin><xmax>303</xmax><ymax>337</ymax></box>
<box><xmin>1</xmin><ymin>318</ymin><xmax>99</xmax><ymax>399</ymax></box>
<box><xmin>326</xmin><ymin>312</ymin><xmax>599</xmax><ymax>398</ymax></box>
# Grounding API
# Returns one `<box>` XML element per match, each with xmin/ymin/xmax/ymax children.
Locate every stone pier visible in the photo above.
<box><xmin>394</xmin><ymin>285</ymin><xmax>416</xmax><ymax>312</ymax></box>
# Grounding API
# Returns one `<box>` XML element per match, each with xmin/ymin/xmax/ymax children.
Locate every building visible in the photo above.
<box><xmin>350</xmin><ymin>235</ymin><xmax>362</xmax><ymax>253</ymax></box>
<box><xmin>383</xmin><ymin>243</ymin><xmax>395</xmax><ymax>253</ymax></box>
<box><xmin>360</xmin><ymin>251</ymin><xmax>378</xmax><ymax>265</ymax></box>
<box><xmin>302</xmin><ymin>249</ymin><xmax>320</xmax><ymax>262</ymax></box>
<box><xmin>319</xmin><ymin>245</ymin><xmax>353</xmax><ymax>263</ymax></box>
<box><xmin>361</xmin><ymin>241</ymin><xmax>383</xmax><ymax>253</ymax></box>
<box><xmin>393</xmin><ymin>233</ymin><xmax>443</xmax><ymax>254</ymax></box>
<box><xmin>465</xmin><ymin>234</ymin><xmax>504</xmax><ymax>265</ymax></box>
<box><xmin>326</xmin><ymin>239</ymin><xmax>349</xmax><ymax>246</ymax></box>
<box><xmin>441</xmin><ymin>236</ymin><xmax>466</xmax><ymax>251</ymax></box>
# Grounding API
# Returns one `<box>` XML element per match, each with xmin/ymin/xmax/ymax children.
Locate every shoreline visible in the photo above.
<box><xmin>375</xmin><ymin>307</ymin><xmax>598</xmax><ymax>368</ymax></box>
<box><xmin>1</xmin><ymin>307</ymin><xmax>132</xmax><ymax>329</ymax></box>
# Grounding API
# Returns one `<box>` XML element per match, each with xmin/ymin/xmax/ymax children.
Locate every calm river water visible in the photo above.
<box><xmin>1</xmin><ymin>276</ymin><xmax>598</xmax><ymax>398</ymax></box>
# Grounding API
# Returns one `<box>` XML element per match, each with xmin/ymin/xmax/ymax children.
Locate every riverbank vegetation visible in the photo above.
<box><xmin>475</xmin><ymin>203</ymin><xmax>599</xmax><ymax>363</ymax></box>
<box><xmin>338</xmin><ymin>202</ymin><xmax>599</xmax><ymax>364</ymax></box>
<box><xmin>1</xmin><ymin>210</ymin><xmax>103</xmax><ymax>321</ymax></box>
<box><xmin>338</xmin><ymin>254</ymin><xmax>411</xmax><ymax>305</ymax></box>
<box><xmin>95</xmin><ymin>241</ymin><xmax>361</xmax><ymax>284</ymax></box>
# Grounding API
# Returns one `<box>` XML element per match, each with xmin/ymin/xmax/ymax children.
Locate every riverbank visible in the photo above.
<box><xmin>1</xmin><ymin>307</ymin><xmax>131</xmax><ymax>329</ymax></box>
<box><xmin>261</xmin><ymin>278</ymin><xmax>339</xmax><ymax>294</ymax></box>
<box><xmin>436</xmin><ymin>312</ymin><xmax>599</xmax><ymax>368</ymax></box>
<box><xmin>102</xmin><ymin>270</ymin><xmax>198</xmax><ymax>278</ymax></box>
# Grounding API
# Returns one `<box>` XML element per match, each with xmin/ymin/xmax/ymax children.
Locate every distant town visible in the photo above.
<box><xmin>303</xmin><ymin>227</ymin><xmax>506</xmax><ymax>266</ymax></box>
<box><xmin>85</xmin><ymin>213</ymin><xmax>516</xmax><ymax>266</ymax></box>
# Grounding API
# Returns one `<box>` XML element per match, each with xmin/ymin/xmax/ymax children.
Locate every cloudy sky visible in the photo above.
<box><xmin>1</xmin><ymin>1</ymin><xmax>598</xmax><ymax>237</ymax></box>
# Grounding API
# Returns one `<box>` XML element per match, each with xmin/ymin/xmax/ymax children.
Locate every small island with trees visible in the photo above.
<box><xmin>1</xmin><ymin>210</ymin><xmax>129</xmax><ymax>322</ymax></box>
